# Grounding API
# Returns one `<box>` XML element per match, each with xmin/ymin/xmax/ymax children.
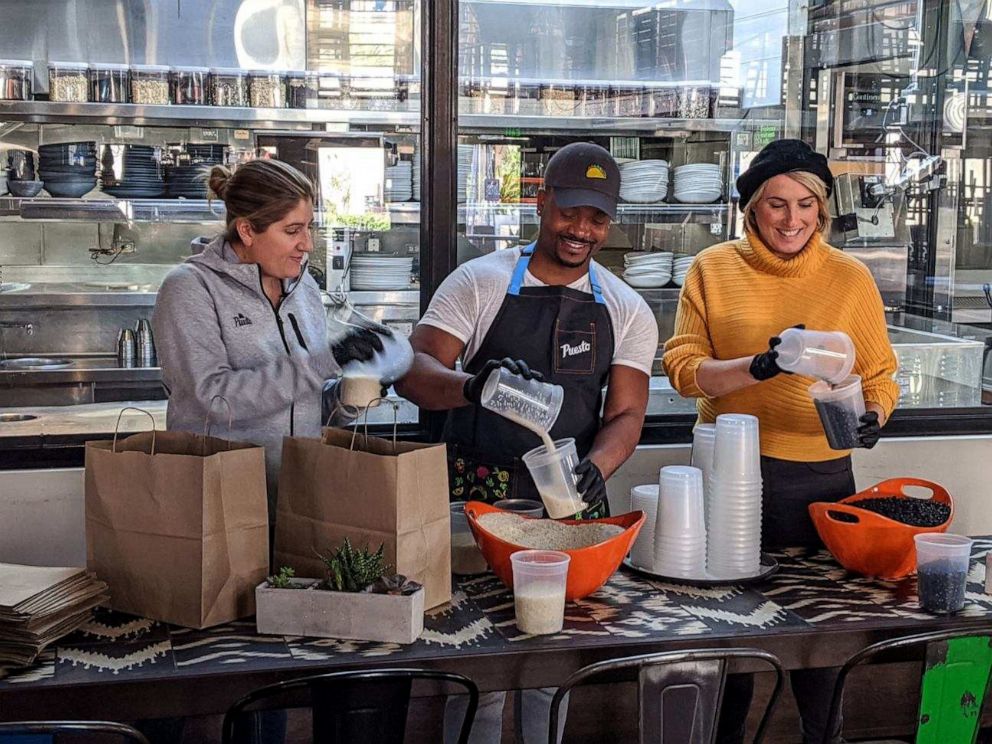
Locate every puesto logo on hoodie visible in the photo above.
<box><xmin>233</xmin><ymin>313</ymin><xmax>253</xmax><ymax>328</ymax></box>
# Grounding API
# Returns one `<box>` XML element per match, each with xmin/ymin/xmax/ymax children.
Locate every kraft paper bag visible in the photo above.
<box><xmin>274</xmin><ymin>428</ymin><xmax>451</xmax><ymax>609</ymax></box>
<box><xmin>85</xmin><ymin>428</ymin><xmax>269</xmax><ymax>629</ymax></box>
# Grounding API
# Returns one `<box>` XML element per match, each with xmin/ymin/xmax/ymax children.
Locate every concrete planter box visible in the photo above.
<box><xmin>255</xmin><ymin>579</ymin><xmax>424</xmax><ymax>644</ymax></box>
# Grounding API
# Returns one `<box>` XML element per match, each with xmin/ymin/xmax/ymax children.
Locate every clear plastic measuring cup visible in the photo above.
<box><xmin>521</xmin><ymin>438</ymin><xmax>585</xmax><ymax>519</ymax></box>
<box><xmin>809</xmin><ymin>375</ymin><xmax>866</xmax><ymax>450</ymax></box>
<box><xmin>480</xmin><ymin>366</ymin><xmax>564</xmax><ymax>435</ymax></box>
<box><xmin>776</xmin><ymin>328</ymin><xmax>855</xmax><ymax>384</ymax></box>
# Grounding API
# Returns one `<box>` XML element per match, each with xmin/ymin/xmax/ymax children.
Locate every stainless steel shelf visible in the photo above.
<box><xmin>460</xmin><ymin>202</ymin><xmax>729</xmax><ymax>224</ymax></box>
<box><xmin>459</xmin><ymin>113</ymin><xmax>780</xmax><ymax>134</ymax></box>
<box><xmin>0</xmin><ymin>101</ymin><xmax>421</xmax><ymax>129</ymax></box>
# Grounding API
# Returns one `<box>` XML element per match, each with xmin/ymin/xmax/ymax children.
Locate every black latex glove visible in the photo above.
<box><xmin>749</xmin><ymin>324</ymin><xmax>805</xmax><ymax>381</ymax></box>
<box><xmin>574</xmin><ymin>458</ymin><xmax>607</xmax><ymax>510</ymax></box>
<box><xmin>331</xmin><ymin>327</ymin><xmax>387</xmax><ymax>366</ymax></box>
<box><xmin>857</xmin><ymin>410</ymin><xmax>881</xmax><ymax>449</ymax></box>
<box><xmin>463</xmin><ymin>357</ymin><xmax>544</xmax><ymax>405</ymax></box>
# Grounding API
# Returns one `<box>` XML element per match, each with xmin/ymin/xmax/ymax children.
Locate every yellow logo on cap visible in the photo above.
<box><xmin>586</xmin><ymin>164</ymin><xmax>608</xmax><ymax>180</ymax></box>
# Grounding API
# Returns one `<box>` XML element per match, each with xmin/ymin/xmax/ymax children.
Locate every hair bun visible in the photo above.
<box><xmin>207</xmin><ymin>165</ymin><xmax>233</xmax><ymax>200</ymax></box>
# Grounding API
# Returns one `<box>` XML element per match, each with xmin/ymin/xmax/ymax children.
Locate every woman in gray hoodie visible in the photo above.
<box><xmin>152</xmin><ymin>159</ymin><xmax>382</xmax><ymax>519</ymax></box>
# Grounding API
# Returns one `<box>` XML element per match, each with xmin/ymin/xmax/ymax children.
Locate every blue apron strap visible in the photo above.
<box><xmin>508</xmin><ymin>242</ymin><xmax>536</xmax><ymax>296</ymax></box>
<box><xmin>587</xmin><ymin>262</ymin><xmax>607</xmax><ymax>305</ymax></box>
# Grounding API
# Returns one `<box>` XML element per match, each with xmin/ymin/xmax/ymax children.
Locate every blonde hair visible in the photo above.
<box><xmin>206</xmin><ymin>159</ymin><xmax>315</xmax><ymax>242</ymax></box>
<box><xmin>742</xmin><ymin>171</ymin><xmax>831</xmax><ymax>235</ymax></box>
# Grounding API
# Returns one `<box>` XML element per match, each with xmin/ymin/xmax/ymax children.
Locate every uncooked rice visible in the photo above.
<box><xmin>478</xmin><ymin>512</ymin><xmax>623</xmax><ymax>550</ymax></box>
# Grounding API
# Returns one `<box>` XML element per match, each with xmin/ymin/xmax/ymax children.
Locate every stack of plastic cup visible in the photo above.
<box><xmin>628</xmin><ymin>484</ymin><xmax>659</xmax><ymax>569</ymax></box>
<box><xmin>691</xmin><ymin>424</ymin><xmax>716</xmax><ymax>523</ymax></box>
<box><xmin>707</xmin><ymin>413</ymin><xmax>763</xmax><ymax>579</ymax></box>
<box><xmin>653</xmin><ymin>466</ymin><xmax>707</xmax><ymax>578</ymax></box>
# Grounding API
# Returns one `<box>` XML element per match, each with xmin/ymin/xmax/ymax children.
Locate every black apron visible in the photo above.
<box><xmin>444</xmin><ymin>242</ymin><xmax>615</xmax><ymax>518</ymax></box>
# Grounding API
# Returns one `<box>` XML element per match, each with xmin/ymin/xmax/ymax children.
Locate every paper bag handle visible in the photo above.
<box><xmin>349</xmin><ymin>400</ymin><xmax>401</xmax><ymax>452</ymax></box>
<box><xmin>202</xmin><ymin>394</ymin><xmax>234</xmax><ymax>451</ymax></box>
<box><xmin>112</xmin><ymin>407</ymin><xmax>157</xmax><ymax>454</ymax></box>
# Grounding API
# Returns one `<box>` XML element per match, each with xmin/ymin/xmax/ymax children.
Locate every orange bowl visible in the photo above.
<box><xmin>809</xmin><ymin>477</ymin><xmax>953</xmax><ymax>579</ymax></box>
<box><xmin>464</xmin><ymin>500</ymin><xmax>645</xmax><ymax>600</ymax></box>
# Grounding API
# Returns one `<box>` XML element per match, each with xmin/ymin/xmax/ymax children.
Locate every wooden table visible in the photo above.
<box><xmin>3</xmin><ymin>540</ymin><xmax>992</xmax><ymax>721</ymax></box>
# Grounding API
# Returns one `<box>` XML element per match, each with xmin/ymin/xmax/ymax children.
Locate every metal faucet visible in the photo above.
<box><xmin>0</xmin><ymin>321</ymin><xmax>34</xmax><ymax>336</ymax></box>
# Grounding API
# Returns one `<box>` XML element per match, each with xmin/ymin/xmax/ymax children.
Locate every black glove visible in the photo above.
<box><xmin>749</xmin><ymin>324</ymin><xmax>805</xmax><ymax>381</ymax></box>
<box><xmin>857</xmin><ymin>411</ymin><xmax>881</xmax><ymax>449</ymax></box>
<box><xmin>574</xmin><ymin>458</ymin><xmax>607</xmax><ymax>510</ymax></box>
<box><xmin>331</xmin><ymin>327</ymin><xmax>387</xmax><ymax>366</ymax></box>
<box><xmin>463</xmin><ymin>357</ymin><xmax>544</xmax><ymax>405</ymax></box>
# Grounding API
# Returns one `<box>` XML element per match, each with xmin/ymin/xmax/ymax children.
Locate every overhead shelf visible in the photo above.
<box><xmin>459</xmin><ymin>113</ymin><xmax>780</xmax><ymax>135</ymax></box>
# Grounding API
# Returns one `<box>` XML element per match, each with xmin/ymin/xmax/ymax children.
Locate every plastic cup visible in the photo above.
<box><xmin>522</xmin><ymin>438</ymin><xmax>586</xmax><ymax>519</ymax></box>
<box><xmin>691</xmin><ymin>424</ymin><xmax>716</xmax><ymax>524</ymax></box>
<box><xmin>629</xmin><ymin>485</ymin><xmax>658</xmax><ymax>569</ymax></box>
<box><xmin>481</xmin><ymin>365</ymin><xmax>564</xmax><ymax>435</ymax></box>
<box><xmin>339</xmin><ymin>373</ymin><xmax>382</xmax><ymax>408</ymax></box>
<box><xmin>713</xmin><ymin>414</ymin><xmax>761</xmax><ymax>481</ymax></box>
<box><xmin>776</xmin><ymin>328</ymin><xmax>856</xmax><ymax>384</ymax></box>
<box><xmin>656</xmin><ymin>466</ymin><xmax>706</xmax><ymax>536</ymax></box>
<box><xmin>809</xmin><ymin>375</ymin><xmax>866</xmax><ymax>450</ymax></box>
<box><xmin>494</xmin><ymin>499</ymin><xmax>545</xmax><ymax>518</ymax></box>
<box><xmin>449</xmin><ymin>501</ymin><xmax>488</xmax><ymax>576</ymax></box>
<box><xmin>914</xmin><ymin>534</ymin><xmax>973</xmax><ymax>614</ymax></box>
<box><xmin>511</xmin><ymin>550</ymin><xmax>570</xmax><ymax>635</ymax></box>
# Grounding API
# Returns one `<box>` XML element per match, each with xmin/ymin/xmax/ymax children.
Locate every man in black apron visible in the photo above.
<box><xmin>397</xmin><ymin>142</ymin><xmax>652</xmax><ymax>520</ymax></box>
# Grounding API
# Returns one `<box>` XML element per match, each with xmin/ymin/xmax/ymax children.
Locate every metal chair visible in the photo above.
<box><xmin>549</xmin><ymin>647</ymin><xmax>785</xmax><ymax>744</ymax></box>
<box><xmin>0</xmin><ymin>721</ymin><xmax>150</xmax><ymax>743</ymax></box>
<box><xmin>221</xmin><ymin>667</ymin><xmax>478</xmax><ymax>744</ymax></box>
<box><xmin>822</xmin><ymin>626</ymin><xmax>992</xmax><ymax>744</ymax></box>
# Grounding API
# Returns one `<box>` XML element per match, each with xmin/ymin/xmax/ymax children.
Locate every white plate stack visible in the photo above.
<box><xmin>673</xmin><ymin>254</ymin><xmax>694</xmax><ymax>287</ymax></box>
<box><xmin>457</xmin><ymin>145</ymin><xmax>473</xmax><ymax>203</ymax></box>
<box><xmin>622</xmin><ymin>251</ymin><xmax>672</xmax><ymax>288</ymax></box>
<box><xmin>412</xmin><ymin>148</ymin><xmax>421</xmax><ymax>202</ymax></box>
<box><xmin>673</xmin><ymin>163</ymin><xmax>723</xmax><ymax>204</ymax></box>
<box><xmin>628</xmin><ymin>484</ymin><xmax>659</xmax><ymax>570</ymax></box>
<box><xmin>385</xmin><ymin>160</ymin><xmax>413</xmax><ymax>203</ymax></box>
<box><xmin>349</xmin><ymin>255</ymin><xmax>414</xmax><ymax>290</ymax></box>
<box><xmin>706</xmin><ymin>413</ymin><xmax>763</xmax><ymax>579</ymax></box>
<box><xmin>619</xmin><ymin>159</ymin><xmax>669</xmax><ymax>203</ymax></box>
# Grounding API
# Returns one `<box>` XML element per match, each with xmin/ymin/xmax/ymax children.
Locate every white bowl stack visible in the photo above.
<box><xmin>628</xmin><ymin>484</ymin><xmax>659</xmax><ymax>570</ymax></box>
<box><xmin>706</xmin><ymin>413</ymin><xmax>763</xmax><ymax>579</ymax></box>
<box><xmin>350</xmin><ymin>255</ymin><xmax>414</xmax><ymax>290</ymax></box>
<box><xmin>619</xmin><ymin>159</ymin><xmax>669</xmax><ymax>203</ymax></box>
<box><xmin>673</xmin><ymin>163</ymin><xmax>723</xmax><ymax>204</ymax></box>
<box><xmin>385</xmin><ymin>160</ymin><xmax>413</xmax><ymax>202</ymax></box>
<box><xmin>673</xmin><ymin>254</ymin><xmax>694</xmax><ymax>287</ymax></box>
<box><xmin>622</xmin><ymin>251</ymin><xmax>672</xmax><ymax>289</ymax></box>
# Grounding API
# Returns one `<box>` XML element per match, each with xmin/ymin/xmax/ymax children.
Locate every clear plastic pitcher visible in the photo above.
<box><xmin>809</xmin><ymin>375</ymin><xmax>866</xmax><ymax>450</ymax></box>
<box><xmin>776</xmin><ymin>328</ymin><xmax>855</xmax><ymax>384</ymax></box>
<box><xmin>521</xmin><ymin>438</ymin><xmax>585</xmax><ymax>519</ymax></box>
<box><xmin>480</xmin><ymin>366</ymin><xmax>564</xmax><ymax>435</ymax></box>
<box><xmin>915</xmin><ymin>533</ymin><xmax>972</xmax><ymax>614</ymax></box>
<box><xmin>511</xmin><ymin>550</ymin><xmax>570</xmax><ymax>635</ymax></box>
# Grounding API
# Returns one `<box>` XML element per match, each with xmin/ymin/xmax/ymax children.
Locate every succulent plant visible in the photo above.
<box><xmin>266</xmin><ymin>566</ymin><xmax>298</xmax><ymax>589</ymax></box>
<box><xmin>319</xmin><ymin>538</ymin><xmax>389</xmax><ymax>593</ymax></box>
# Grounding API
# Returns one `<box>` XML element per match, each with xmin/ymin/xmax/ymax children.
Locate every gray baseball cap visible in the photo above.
<box><xmin>543</xmin><ymin>142</ymin><xmax>620</xmax><ymax>219</ymax></box>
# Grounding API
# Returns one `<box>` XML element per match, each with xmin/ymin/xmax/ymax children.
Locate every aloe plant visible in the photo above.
<box><xmin>319</xmin><ymin>538</ymin><xmax>389</xmax><ymax>593</ymax></box>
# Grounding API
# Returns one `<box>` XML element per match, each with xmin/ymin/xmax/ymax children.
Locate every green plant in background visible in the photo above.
<box><xmin>266</xmin><ymin>566</ymin><xmax>298</xmax><ymax>589</ymax></box>
<box><xmin>319</xmin><ymin>538</ymin><xmax>389</xmax><ymax>592</ymax></box>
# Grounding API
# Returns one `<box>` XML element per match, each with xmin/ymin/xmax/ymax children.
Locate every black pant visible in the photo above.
<box><xmin>717</xmin><ymin>455</ymin><xmax>855</xmax><ymax>744</ymax></box>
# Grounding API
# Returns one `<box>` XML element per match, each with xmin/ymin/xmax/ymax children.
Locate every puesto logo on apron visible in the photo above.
<box><xmin>554</xmin><ymin>320</ymin><xmax>596</xmax><ymax>374</ymax></box>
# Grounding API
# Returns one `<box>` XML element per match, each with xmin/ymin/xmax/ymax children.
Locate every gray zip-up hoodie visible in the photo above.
<box><xmin>152</xmin><ymin>236</ymin><xmax>342</xmax><ymax>515</ymax></box>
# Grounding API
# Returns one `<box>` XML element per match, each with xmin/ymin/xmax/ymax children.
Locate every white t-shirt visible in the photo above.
<box><xmin>419</xmin><ymin>246</ymin><xmax>659</xmax><ymax>375</ymax></box>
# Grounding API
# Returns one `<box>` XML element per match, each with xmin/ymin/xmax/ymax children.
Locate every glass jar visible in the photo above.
<box><xmin>0</xmin><ymin>60</ymin><xmax>33</xmax><ymax>101</ymax></box>
<box><xmin>540</xmin><ymin>82</ymin><xmax>576</xmax><ymax>117</ymax></box>
<box><xmin>611</xmin><ymin>84</ymin><xmax>644</xmax><ymax>117</ymax></box>
<box><xmin>90</xmin><ymin>63</ymin><xmax>129</xmax><ymax>103</ymax></box>
<box><xmin>210</xmin><ymin>68</ymin><xmax>249</xmax><ymax>107</ymax></box>
<box><xmin>678</xmin><ymin>84</ymin><xmax>713</xmax><ymax>119</ymax></box>
<box><xmin>130</xmin><ymin>64</ymin><xmax>171</xmax><ymax>105</ymax></box>
<box><xmin>285</xmin><ymin>70</ymin><xmax>317</xmax><ymax>109</ymax></box>
<box><xmin>579</xmin><ymin>84</ymin><xmax>610</xmax><ymax>117</ymax></box>
<box><xmin>648</xmin><ymin>84</ymin><xmax>679</xmax><ymax>118</ymax></box>
<box><xmin>48</xmin><ymin>62</ymin><xmax>90</xmax><ymax>102</ymax></box>
<box><xmin>249</xmin><ymin>71</ymin><xmax>286</xmax><ymax>108</ymax></box>
<box><xmin>171</xmin><ymin>66</ymin><xmax>209</xmax><ymax>105</ymax></box>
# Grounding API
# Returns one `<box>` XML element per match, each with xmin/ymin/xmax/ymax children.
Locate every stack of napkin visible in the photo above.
<box><xmin>0</xmin><ymin>563</ymin><xmax>108</xmax><ymax>670</ymax></box>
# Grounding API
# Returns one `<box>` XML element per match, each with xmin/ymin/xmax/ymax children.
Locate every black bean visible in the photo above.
<box><xmin>814</xmin><ymin>399</ymin><xmax>861</xmax><ymax>449</ymax></box>
<box><xmin>850</xmin><ymin>497</ymin><xmax>951</xmax><ymax>527</ymax></box>
<box><xmin>918</xmin><ymin>560</ymin><xmax>967</xmax><ymax>613</ymax></box>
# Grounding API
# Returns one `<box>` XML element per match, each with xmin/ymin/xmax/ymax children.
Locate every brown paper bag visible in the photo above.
<box><xmin>274</xmin><ymin>428</ymin><xmax>451</xmax><ymax>609</ymax></box>
<box><xmin>85</xmin><ymin>418</ymin><xmax>269</xmax><ymax>629</ymax></box>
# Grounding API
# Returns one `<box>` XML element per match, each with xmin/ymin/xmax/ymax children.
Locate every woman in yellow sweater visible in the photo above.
<box><xmin>663</xmin><ymin>139</ymin><xmax>900</xmax><ymax>744</ymax></box>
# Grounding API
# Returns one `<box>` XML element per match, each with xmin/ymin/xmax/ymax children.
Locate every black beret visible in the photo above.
<box><xmin>736</xmin><ymin>139</ymin><xmax>833</xmax><ymax>208</ymax></box>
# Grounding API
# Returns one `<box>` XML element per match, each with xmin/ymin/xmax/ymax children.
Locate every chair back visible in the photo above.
<box><xmin>222</xmin><ymin>667</ymin><xmax>478</xmax><ymax>744</ymax></box>
<box><xmin>549</xmin><ymin>647</ymin><xmax>785</xmax><ymax>744</ymax></box>
<box><xmin>824</xmin><ymin>626</ymin><xmax>992</xmax><ymax>744</ymax></box>
<box><xmin>0</xmin><ymin>721</ymin><xmax>150</xmax><ymax>743</ymax></box>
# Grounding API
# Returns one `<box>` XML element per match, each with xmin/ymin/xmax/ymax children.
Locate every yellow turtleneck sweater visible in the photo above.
<box><xmin>663</xmin><ymin>231</ymin><xmax>900</xmax><ymax>462</ymax></box>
